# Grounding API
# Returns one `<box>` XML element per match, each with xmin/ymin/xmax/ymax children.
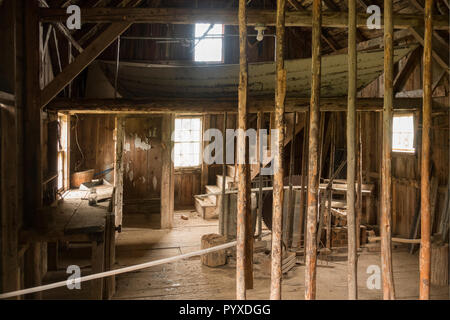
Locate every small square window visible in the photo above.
<box><xmin>174</xmin><ymin>117</ymin><xmax>202</xmax><ymax>168</ymax></box>
<box><xmin>194</xmin><ymin>24</ymin><xmax>223</xmax><ymax>62</ymax></box>
<box><xmin>393</xmin><ymin>114</ymin><xmax>415</xmax><ymax>153</ymax></box>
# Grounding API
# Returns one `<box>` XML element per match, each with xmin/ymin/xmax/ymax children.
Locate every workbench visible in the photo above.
<box><xmin>20</xmin><ymin>186</ymin><xmax>114</xmax><ymax>299</ymax></box>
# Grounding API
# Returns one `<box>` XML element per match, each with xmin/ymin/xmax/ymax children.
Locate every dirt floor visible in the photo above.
<box><xmin>43</xmin><ymin>210</ymin><xmax>449</xmax><ymax>300</ymax></box>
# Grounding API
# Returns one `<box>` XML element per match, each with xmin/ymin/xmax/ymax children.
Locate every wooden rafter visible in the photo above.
<box><xmin>40</xmin><ymin>22</ymin><xmax>132</xmax><ymax>108</ymax></box>
<box><xmin>38</xmin><ymin>0</ymin><xmax>83</xmax><ymax>53</ymax></box>
<box><xmin>322</xmin><ymin>0</ymin><xmax>367</xmax><ymax>42</ymax></box>
<box><xmin>393</xmin><ymin>46</ymin><xmax>423</xmax><ymax>93</ymax></box>
<box><xmin>287</xmin><ymin>0</ymin><xmax>341</xmax><ymax>52</ymax></box>
<box><xmin>38</xmin><ymin>8</ymin><xmax>450</xmax><ymax>30</ymax></box>
<box><xmin>404</xmin><ymin>0</ymin><xmax>449</xmax><ymax>72</ymax></box>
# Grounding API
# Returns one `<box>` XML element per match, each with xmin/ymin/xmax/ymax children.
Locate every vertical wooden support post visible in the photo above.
<box><xmin>237</xmin><ymin>0</ymin><xmax>253</xmax><ymax>299</ymax></box>
<box><xmin>201</xmin><ymin>114</ymin><xmax>210</xmax><ymax>193</ymax></box>
<box><xmin>381</xmin><ymin>0</ymin><xmax>396</xmax><ymax>300</ymax></box>
<box><xmin>356</xmin><ymin>113</ymin><xmax>363</xmax><ymax>250</ymax></box>
<box><xmin>91</xmin><ymin>234</ymin><xmax>105</xmax><ymax>300</ymax></box>
<box><xmin>305</xmin><ymin>0</ymin><xmax>321</xmax><ymax>301</ymax></box>
<box><xmin>114</xmin><ymin>116</ymin><xmax>125</xmax><ymax>229</ymax></box>
<box><xmin>297</xmin><ymin>114</ymin><xmax>308</xmax><ymax>251</ymax></box>
<box><xmin>270</xmin><ymin>0</ymin><xmax>286</xmax><ymax>301</ymax></box>
<box><xmin>326</xmin><ymin>115</ymin><xmax>336</xmax><ymax>250</ymax></box>
<box><xmin>347</xmin><ymin>0</ymin><xmax>358</xmax><ymax>300</ymax></box>
<box><xmin>285</xmin><ymin>113</ymin><xmax>297</xmax><ymax>247</ymax></box>
<box><xmin>0</xmin><ymin>0</ymin><xmax>19</xmax><ymax>296</ymax></box>
<box><xmin>161</xmin><ymin>114</ymin><xmax>175</xmax><ymax>229</ymax></box>
<box><xmin>419</xmin><ymin>0</ymin><xmax>433</xmax><ymax>300</ymax></box>
<box><xmin>220</xmin><ymin>112</ymin><xmax>227</xmax><ymax>236</ymax></box>
<box><xmin>24</xmin><ymin>0</ymin><xmax>43</xmax><ymax>299</ymax></box>
<box><xmin>257</xmin><ymin>111</ymin><xmax>264</xmax><ymax>240</ymax></box>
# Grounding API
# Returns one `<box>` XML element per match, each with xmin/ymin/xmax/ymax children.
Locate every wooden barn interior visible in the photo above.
<box><xmin>0</xmin><ymin>0</ymin><xmax>448</xmax><ymax>300</ymax></box>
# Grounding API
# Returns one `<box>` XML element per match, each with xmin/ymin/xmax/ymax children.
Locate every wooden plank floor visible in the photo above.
<box><xmin>42</xmin><ymin>210</ymin><xmax>448</xmax><ymax>300</ymax></box>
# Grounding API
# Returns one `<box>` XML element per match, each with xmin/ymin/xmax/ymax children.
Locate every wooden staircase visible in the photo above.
<box><xmin>194</xmin><ymin>165</ymin><xmax>237</xmax><ymax>219</ymax></box>
<box><xmin>194</xmin><ymin>113</ymin><xmax>306</xmax><ymax>219</ymax></box>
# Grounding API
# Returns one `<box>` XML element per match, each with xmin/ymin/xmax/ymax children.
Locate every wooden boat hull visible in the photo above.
<box><xmin>95</xmin><ymin>45</ymin><xmax>416</xmax><ymax>98</ymax></box>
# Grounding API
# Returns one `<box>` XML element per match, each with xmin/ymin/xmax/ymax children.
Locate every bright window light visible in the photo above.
<box><xmin>393</xmin><ymin>114</ymin><xmax>415</xmax><ymax>153</ymax></box>
<box><xmin>194</xmin><ymin>23</ymin><xmax>223</xmax><ymax>62</ymax></box>
<box><xmin>174</xmin><ymin>118</ymin><xmax>202</xmax><ymax>167</ymax></box>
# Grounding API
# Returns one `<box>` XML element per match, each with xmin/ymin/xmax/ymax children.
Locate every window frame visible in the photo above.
<box><xmin>193</xmin><ymin>23</ymin><xmax>224</xmax><ymax>64</ymax></box>
<box><xmin>57</xmin><ymin>113</ymin><xmax>69</xmax><ymax>192</ymax></box>
<box><xmin>392</xmin><ymin>112</ymin><xmax>416</xmax><ymax>155</ymax></box>
<box><xmin>173</xmin><ymin>116</ymin><xmax>203</xmax><ymax>169</ymax></box>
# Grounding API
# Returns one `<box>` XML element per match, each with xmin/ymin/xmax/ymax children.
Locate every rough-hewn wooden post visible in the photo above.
<box><xmin>257</xmin><ymin>111</ymin><xmax>263</xmax><ymax>240</ymax></box>
<box><xmin>237</xmin><ymin>0</ymin><xmax>253</xmax><ymax>300</ymax></box>
<box><xmin>347</xmin><ymin>0</ymin><xmax>358</xmax><ymax>300</ymax></box>
<box><xmin>381</xmin><ymin>0</ymin><xmax>396</xmax><ymax>300</ymax></box>
<box><xmin>305</xmin><ymin>0</ymin><xmax>321</xmax><ymax>300</ymax></box>
<box><xmin>24</xmin><ymin>0</ymin><xmax>43</xmax><ymax>299</ymax></box>
<box><xmin>419</xmin><ymin>0</ymin><xmax>433</xmax><ymax>300</ymax></box>
<box><xmin>270</xmin><ymin>0</ymin><xmax>286</xmax><ymax>300</ymax></box>
<box><xmin>220</xmin><ymin>112</ymin><xmax>227</xmax><ymax>235</ymax></box>
<box><xmin>357</xmin><ymin>113</ymin><xmax>363</xmax><ymax>250</ymax></box>
<box><xmin>285</xmin><ymin>113</ymin><xmax>297</xmax><ymax>246</ymax></box>
<box><xmin>114</xmin><ymin>116</ymin><xmax>125</xmax><ymax>229</ymax></box>
<box><xmin>161</xmin><ymin>114</ymin><xmax>174</xmax><ymax>229</ymax></box>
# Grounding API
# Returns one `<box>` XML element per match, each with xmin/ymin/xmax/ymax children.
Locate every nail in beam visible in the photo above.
<box><xmin>270</xmin><ymin>0</ymin><xmax>286</xmax><ymax>300</ymax></box>
<box><xmin>419</xmin><ymin>0</ymin><xmax>433</xmax><ymax>300</ymax></box>
<box><xmin>236</xmin><ymin>0</ymin><xmax>253</xmax><ymax>300</ymax></box>
<box><xmin>305</xmin><ymin>0</ymin><xmax>321</xmax><ymax>300</ymax></box>
<box><xmin>381</xmin><ymin>0</ymin><xmax>396</xmax><ymax>300</ymax></box>
<box><xmin>347</xmin><ymin>0</ymin><xmax>358</xmax><ymax>300</ymax></box>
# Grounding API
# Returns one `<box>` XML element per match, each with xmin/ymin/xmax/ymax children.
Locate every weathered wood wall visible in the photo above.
<box><xmin>70</xmin><ymin>114</ymin><xmax>116</xmax><ymax>183</ymax></box>
<box><xmin>359</xmin><ymin>57</ymin><xmax>449</xmax><ymax>237</ymax></box>
<box><xmin>123</xmin><ymin>116</ymin><xmax>163</xmax><ymax>202</ymax></box>
<box><xmin>174</xmin><ymin>169</ymin><xmax>201</xmax><ymax>209</ymax></box>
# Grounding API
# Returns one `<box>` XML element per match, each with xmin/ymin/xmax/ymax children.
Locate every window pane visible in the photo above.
<box><xmin>393</xmin><ymin>115</ymin><xmax>415</xmax><ymax>152</ymax></box>
<box><xmin>195</xmin><ymin>24</ymin><xmax>223</xmax><ymax>62</ymax></box>
<box><xmin>174</xmin><ymin>118</ymin><xmax>202</xmax><ymax>167</ymax></box>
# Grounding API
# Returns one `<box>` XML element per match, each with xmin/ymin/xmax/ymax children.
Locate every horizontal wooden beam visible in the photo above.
<box><xmin>39</xmin><ymin>8</ymin><xmax>450</xmax><ymax>30</ymax></box>
<box><xmin>46</xmin><ymin>96</ymin><xmax>449</xmax><ymax>114</ymax></box>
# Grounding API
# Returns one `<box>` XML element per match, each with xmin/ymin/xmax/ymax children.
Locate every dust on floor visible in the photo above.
<box><xmin>113</xmin><ymin>210</ymin><xmax>449</xmax><ymax>300</ymax></box>
<box><xmin>42</xmin><ymin>210</ymin><xmax>449</xmax><ymax>300</ymax></box>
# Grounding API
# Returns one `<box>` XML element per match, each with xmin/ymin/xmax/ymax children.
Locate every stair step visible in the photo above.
<box><xmin>216</xmin><ymin>175</ymin><xmax>235</xmax><ymax>190</ymax></box>
<box><xmin>205</xmin><ymin>185</ymin><xmax>221</xmax><ymax>204</ymax></box>
<box><xmin>227</xmin><ymin>165</ymin><xmax>237</xmax><ymax>178</ymax></box>
<box><xmin>194</xmin><ymin>197</ymin><xmax>217</xmax><ymax>220</ymax></box>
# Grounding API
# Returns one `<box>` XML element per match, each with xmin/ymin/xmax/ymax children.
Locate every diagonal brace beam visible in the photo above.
<box><xmin>40</xmin><ymin>22</ymin><xmax>131</xmax><ymax>108</ymax></box>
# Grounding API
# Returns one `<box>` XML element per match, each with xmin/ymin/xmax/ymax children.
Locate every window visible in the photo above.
<box><xmin>174</xmin><ymin>117</ymin><xmax>202</xmax><ymax>168</ymax></box>
<box><xmin>393</xmin><ymin>114</ymin><xmax>415</xmax><ymax>153</ymax></box>
<box><xmin>194</xmin><ymin>23</ymin><xmax>223</xmax><ymax>62</ymax></box>
<box><xmin>57</xmin><ymin>114</ymin><xmax>69</xmax><ymax>191</ymax></box>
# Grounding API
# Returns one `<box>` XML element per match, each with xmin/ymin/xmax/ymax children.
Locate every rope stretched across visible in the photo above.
<box><xmin>0</xmin><ymin>239</ymin><xmax>241</xmax><ymax>299</ymax></box>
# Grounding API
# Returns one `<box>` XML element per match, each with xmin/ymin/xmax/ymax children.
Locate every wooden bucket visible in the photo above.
<box><xmin>71</xmin><ymin>169</ymin><xmax>95</xmax><ymax>188</ymax></box>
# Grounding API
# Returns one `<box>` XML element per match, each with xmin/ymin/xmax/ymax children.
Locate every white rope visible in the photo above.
<box><xmin>0</xmin><ymin>239</ymin><xmax>242</xmax><ymax>299</ymax></box>
<box><xmin>0</xmin><ymin>233</ymin><xmax>271</xmax><ymax>299</ymax></box>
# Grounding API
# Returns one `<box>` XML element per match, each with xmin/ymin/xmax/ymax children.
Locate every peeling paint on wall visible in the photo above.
<box><xmin>128</xmin><ymin>169</ymin><xmax>134</xmax><ymax>182</ymax></box>
<box><xmin>124</xmin><ymin>142</ymin><xmax>131</xmax><ymax>152</ymax></box>
<box><xmin>134</xmin><ymin>135</ymin><xmax>152</xmax><ymax>151</ymax></box>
